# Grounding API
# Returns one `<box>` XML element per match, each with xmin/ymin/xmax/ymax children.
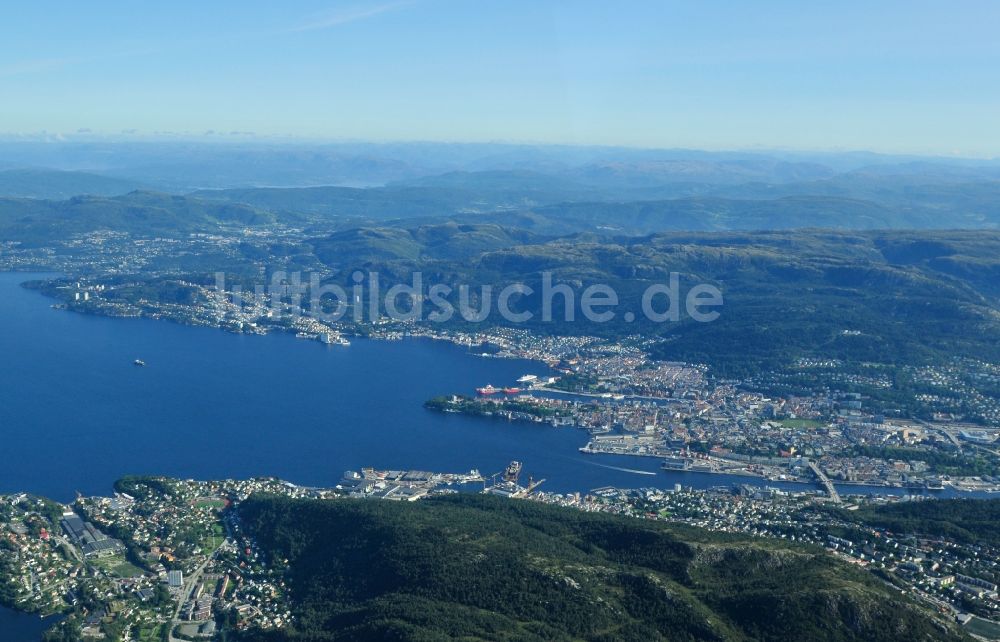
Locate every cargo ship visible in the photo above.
<box><xmin>661</xmin><ymin>456</ymin><xmax>692</xmax><ymax>471</ymax></box>
<box><xmin>476</xmin><ymin>384</ymin><xmax>499</xmax><ymax>395</ymax></box>
<box><xmin>503</xmin><ymin>461</ymin><xmax>522</xmax><ymax>483</ymax></box>
<box><xmin>503</xmin><ymin>387</ymin><xmax>522</xmax><ymax>394</ymax></box>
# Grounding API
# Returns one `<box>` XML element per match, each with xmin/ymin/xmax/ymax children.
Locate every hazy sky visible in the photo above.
<box><xmin>1</xmin><ymin>1</ymin><xmax>998</xmax><ymax>155</ymax></box>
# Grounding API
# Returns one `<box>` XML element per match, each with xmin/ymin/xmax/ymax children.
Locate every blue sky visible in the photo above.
<box><xmin>1</xmin><ymin>1</ymin><xmax>998</xmax><ymax>155</ymax></box>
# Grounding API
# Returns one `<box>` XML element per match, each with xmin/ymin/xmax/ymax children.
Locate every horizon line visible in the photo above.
<box><xmin>0</xmin><ymin>132</ymin><xmax>997</xmax><ymax>163</ymax></box>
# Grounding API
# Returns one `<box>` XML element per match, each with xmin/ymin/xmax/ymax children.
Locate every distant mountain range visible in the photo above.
<box><xmin>0</xmin><ymin>168</ymin><xmax>148</xmax><ymax>199</ymax></box>
<box><xmin>0</xmin><ymin>139</ymin><xmax>996</xmax><ymax>193</ymax></box>
<box><xmin>1</xmin><ymin>142</ymin><xmax>998</xmax><ymax>236</ymax></box>
<box><xmin>0</xmin><ymin>191</ymin><xmax>272</xmax><ymax>244</ymax></box>
<box><xmin>4</xmin><ymin>143</ymin><xmax>1000</xmax><ymax>379</ymax></box>
<box><xmin>3</xmin><ymin>175</ymin><xmax>1000</xmax><ymax>246</ymax></box>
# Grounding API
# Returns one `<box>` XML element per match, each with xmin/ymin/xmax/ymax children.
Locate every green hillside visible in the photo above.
<box><xmin>191</xmin><ymin>185</ymin><xmax>484</xmax><ymax>221</ymax></box>
<box><xmin>237</xmin><ymin>494</ymin><xmax>967</xmax><ymax>642</ymax></box>
<box><xmin>523</xmin><ymin>196</ymin><xmax>899</xmax><ymax>234</ymax></box>
<box><xmin>310</xmin><ymin>222</ymin><xmax>540</xmax><ymax>264</ymax></box>
<box><xmin>830</xmin><ymin>499</ymin><xmax>1000</xmax><ymax>547</ymax></box>
<box><xmin>0</xmin><ymin>191</ymin><xmax>273</xmax><ymax>244</ymax></box>
<box><xmin>0</xmin><ymin>168</ymin><xmax>147</xmax><ymax>199</ymax></box>
<box><xmin>301</xmin><ymin>228</ymin><xmax>1000</xmax><ymax>376</ymax></box>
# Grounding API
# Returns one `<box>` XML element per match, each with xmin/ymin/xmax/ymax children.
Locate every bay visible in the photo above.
<box><xmin>0</xmin><ymin>605</ymin><xmax>58</xmax><ymax>642</ymax></box>
<box><xmin>0</xmin><ymin>273</ymin><xmax>976</xmax><ymax>503</ymax></box>
<box><xmin>0</xmin><ymin>272</ymin><xmax>667</xmax><ymax>499</ymax></box>
<box><xmin>0</xmin><ymin>271</ymin><xmax>989</xmax><ymax>639</ymax></box>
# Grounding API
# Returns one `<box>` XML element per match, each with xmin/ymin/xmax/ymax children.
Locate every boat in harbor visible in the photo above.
<box><xmin>476</xmin><ymin>384</ymin><xmax>499</xmax><ymax>395</ymax></box>
<box><xmin>503</xmin><ymin>461</ymin><xmax>522</xmax><ymax>483</ymax></box>
<box><xmin>661</xmin><ymin>456</ymin><xmax>692</xmax><ymax>471</ymax></box>
<box><xmin>503</xmin><ymin>387</ymin><xmax>521</xmax><ymax>394</ymax></box>
<box><xmin>319</xmin><ymin>332</ymin><xmax>351</xmax><ymax>346</ymax></box>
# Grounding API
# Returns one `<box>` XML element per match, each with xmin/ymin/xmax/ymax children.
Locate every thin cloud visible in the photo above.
<box><xmin>0</xmin><ymin>57</ymin><xmax>81</xmax><ymax>77</ymax></box>
<box><xmin>290</xmin><ymin>1</ymin><xmax>412</xmax><ymax>32</ymax></box>
<box><xmin>0</xmin><ymin>46</ymin><xmax>161</xmax><ymax>78</ymax></box>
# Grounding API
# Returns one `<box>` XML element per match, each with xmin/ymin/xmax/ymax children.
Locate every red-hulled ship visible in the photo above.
<box><xmin>476</xmin><ymin>384</ymin><xmax>499</xmax><ymax>395</ymax></box>
<box><xmin>503</xmin><ymin>387</ymin><xmax>522</xmax><ymax>394</ymax></box>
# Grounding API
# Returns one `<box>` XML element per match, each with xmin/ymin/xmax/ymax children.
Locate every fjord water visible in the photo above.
<box><xmin>0</xmin><ymin>272</ymin><xmax>664</xmax><ymax>500</ymax></box>
<box><xmin>0</xmin><ymin>606</ymin><xmax>56</xmax><ymax>642</ymax></box>
<box><xmin>0</xmin><ymin>273</ymin><xmax>961</xmax><ymax>502</ymax></box>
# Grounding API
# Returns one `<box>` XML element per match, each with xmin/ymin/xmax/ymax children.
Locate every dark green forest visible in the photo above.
<box><xmin>830</xmin><ymin>498</ymin><xmax>1000</xmax><ymax>547</ymax></box>
<box><xmin>235</xmin><ymin>494</ymin><xmax>968</xmax><ymax>641</ymax></box>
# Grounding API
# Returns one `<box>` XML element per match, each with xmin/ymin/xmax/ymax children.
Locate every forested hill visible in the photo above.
<box><xmin>303</xmin><ymin>228</ymin><xmax>1000</xmax><ymax>377</ymax></box>
<box><xmin>0</xmin><ymin>191</ymin><xmax>274</xmax><ymax>245</ymax></box>
<box><xmin>831</xmin><ymin>498</ymin><xmax>1000</xmax><ymax>547</ymax></box>
<box><xmin>237</xmin><ymin>494</ymin><xmax>967</xmax><ymax>642</ymax></box>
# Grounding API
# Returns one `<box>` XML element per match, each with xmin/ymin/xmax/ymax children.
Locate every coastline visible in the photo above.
<box><xmin>9</xmin><ymin>272</ymin><xmax>1000</xmax><ymax>502</ymax></box>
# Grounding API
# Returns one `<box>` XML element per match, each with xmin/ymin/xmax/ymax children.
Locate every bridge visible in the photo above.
<box><xmin>807</xmin><ymin>460</ymin><xmax>841</xmax><ymax>504</ymax></box>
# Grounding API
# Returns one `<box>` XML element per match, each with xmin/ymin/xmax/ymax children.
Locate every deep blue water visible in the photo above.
<box><xmin>0</xmin><ymin>606</ymin><xmax>57</xmax><ymax>642</ymax></box>
<box><xmin>0</xmin><ymin>272</ymin><xmax>678</xmax><ymax>499</ymax></box>
<box><xmin>0</xmin><ymin>272</ymin><xmax>985</xmax><ymax>504</ymax></box>
<box><xmin>0</xmin><ymin>271</ymin><xmax>991</xmax><ymax>639</ymax></box>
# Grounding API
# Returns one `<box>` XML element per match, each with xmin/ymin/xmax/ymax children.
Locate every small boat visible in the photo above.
<box><xmin>133</xmin><ymin>359</ymin><xmax>146</xmax><ymax>367</ymax></box>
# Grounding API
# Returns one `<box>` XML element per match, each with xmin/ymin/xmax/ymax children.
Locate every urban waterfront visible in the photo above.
<box><xmin>0</xmin><ymin>272</ymin><xmax>984</xmax><ymax>501</ymax></box>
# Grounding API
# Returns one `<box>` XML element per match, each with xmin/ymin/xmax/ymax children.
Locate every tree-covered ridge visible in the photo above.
<box><xmin>5</xmin><ymin>155</ymin><xmax>1000</xmax><ymax>246</ymax></box>
<box><xmin>237</xmin><ymin>494</ymin><xmax>968</xmax><ymax>642</ymax></box>
<box><xmin>29</xmin><ymin>225</ymin><xmax>1000</xmax><ymax>380</ymax></box>
<box><xmin>0</xmin><ymin>191</ymin><xmax>274</xmax><ymax>245</ymax></box>
<box><xmin>308</xmin><ymin>228</ymin><xmax>1000</xmax><ymax>376</ymax></box>
<box><xmin>830</xmin><ymin>498</ymin><xmax>1000</xmax><ymax>547</ymax></box>
<box><xmin>0</xmin><ymin>168</ymin><xmax>148</xmax><ymax>200</ymax></box>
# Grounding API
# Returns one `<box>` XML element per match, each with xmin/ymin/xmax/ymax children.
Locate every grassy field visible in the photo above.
<box><xmin>92</xmin><ymin>555</ymin><xmax>144</xmax><ymax>578</ymax></box>
<box><xmin>199</xmin><ymin>522</ymin><xmax>225</xmax><ymax>552</ymax></box>
<box><xmin>134</xmin><ymin>623</ymin><xmax>168</xmax><ymax>642</ymax></box>
<box><xmin>194</xmin><ymin>498</ymin><xmax>227</xmax><ymax>510</ymax></box>
<box><xmin>966</xmin><ymin>616</ymin><xmax>1000</xmax><ymax>640</ymax></box>
<box><xmin>777</xmin><ymin>418</ymin><xmax>826</xmax><ymax>430</ymax></box>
